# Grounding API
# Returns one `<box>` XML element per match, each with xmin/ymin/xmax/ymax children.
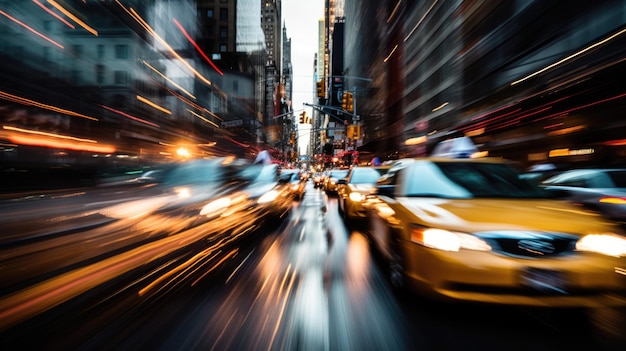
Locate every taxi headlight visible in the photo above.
<box><xmin>349</xmin><ymin>192</ymin><xmax>365</xmax><ymax>202</ymax></box>
<box><xmin>576</xmin><ymin>234</ymin><xmax>626</xmax><ymax>257</ymax></box>
<box><xmin>200</xmin><ymin>197</ymin><xmax>231</xmax><ymax>217</ymax></box>
<box><xmin>258</xmin><ymin>190</ymin><xmax>279</xmax><ymax>204</ymax></box>
<box><xmin>411</xmin><ymin>228</ymin><xmax>491</xmax><ymax>252</ymax></box>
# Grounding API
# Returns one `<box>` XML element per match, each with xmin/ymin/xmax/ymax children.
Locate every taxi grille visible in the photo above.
<box><xmin>489</xmin><ymin>237</ymin><xmax>577</xmax><ymax>258</ymax></box>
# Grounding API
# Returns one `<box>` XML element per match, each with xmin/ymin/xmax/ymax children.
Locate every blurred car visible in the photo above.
<box><xmin>280</xmin><ymin>169</ymin><xmax>306</xmax><ymax>201</ymax></box>
<box><xmin>337</xmin><ymin>165</ymin><xmax>390</xmax><ymax>223</ymax></box>
<box><xmin>366</xmin><ymin>156</ymin><xmax>626</xmax><ymax>307</ymax></box>
<box><xmin>519</xmin><ymin>163</ymin><xmax>564</xmax><ymax>184</ymax></box>
<box><xmin>323</xmin><ymin>169</ymin><xmax>349</xmax><ymax>195</ymax></box>
<box><xmin>312</xmin><ymin>172</ymin><xmax>325</xmax><ymax>188</ymax></box>
<box><xmin>540</xmin><ymin>168</ymin><xmax>626</xmax><ymax>225</ymax></box>
<box><xmin>237</xmin><ymin>163</ymin><xmax>294</xmax><ymax>225</ymax></box>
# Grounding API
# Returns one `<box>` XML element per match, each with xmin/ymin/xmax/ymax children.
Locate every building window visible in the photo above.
<box><xmin>207</xmin><ymin>9</ymin><xmax>214</xmax><ymax>18</ymax></box>
<box><xmin>114</xmin><ymin>70</ymin><xmax>129</xmax><ymax>85</ymax></box>
<box><xmin>220</xmin><ymin>44</ymin><xmax>227</xmax><ymax>52</ymax></box>
<box><xmin>220</xmin><ymin>26</ymin><xmax>227</xmax><ymax>39</ymax></box>
<box><xmin>220</xmin><ymin>8</ymin><xmax>228</xmax><ymax>21</ymax></box>
<box><xmin>97</xmin><ymin>44</ymin><xmax>105</xmax><ymax>59</ymax></box>
<box><xmin>96</xmin><ymin>64</ymin><xmax>105</xmax><ymax>84</ymax></box>
<box><xmin>115</xmin><ymin>45</ymin><xmax>129</xmax><ymax>59</ymax></box>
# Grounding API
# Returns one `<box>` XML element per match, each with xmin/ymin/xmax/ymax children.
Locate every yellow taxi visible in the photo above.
<box><xmin>366</xmin><ymin>155</ymin><xmax>626</xmax><ymax>307</ymax></box>
<box><xmin>337</xmin><ymin>165</ymin><xmax>390</xmax><ymax>223</ymax></box>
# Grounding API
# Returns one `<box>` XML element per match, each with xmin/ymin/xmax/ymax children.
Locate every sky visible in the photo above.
<box><xmin>282</xmin><ymin>0</ymin><xmax>324</xmax><ymax>155</ymax></box>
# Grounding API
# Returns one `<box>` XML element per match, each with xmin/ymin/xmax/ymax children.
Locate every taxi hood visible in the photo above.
<box><xmin>397</xmin><ymin>197</ymin><xmax>617</xmax><ymax>235</ymax></box>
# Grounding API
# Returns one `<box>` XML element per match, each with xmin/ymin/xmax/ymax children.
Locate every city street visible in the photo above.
<box><xmin>1</xmin><ymin>180</ymin><xmax>624</xmax><ymax>350</ymax></box>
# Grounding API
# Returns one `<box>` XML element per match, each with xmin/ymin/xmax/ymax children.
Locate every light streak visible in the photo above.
<box><xmin>33</xmin><ymin>0</ymin><xmax>75</xmax><ymax>29</ymax></box>
<box><xmin>431</xmin><ymin>101</ymin><xmax>449</xmax><ymax>112</ymax></box>
<box><xmin>0</xmin><ymin>90</ymin><xmax>97</xmax><ymax>121</ymax></box>
<box><xmin>3</xmin><ymin>125</ymin><xmax>95</xmax><ymax>143</ymax></box>
<box><xmin>46</xmin><ymin>0</ymin><xmax>98</xmax><ymax>36</ymax></box>
<box><xmin>404</xmin><ymin>0</ymin><xmax>439</xmax><ymax>42</ymax></box>
<box><xmin>173</xmin><ymin>18</ymin><xmax>224</xmax><ymax>75</ymax></box>
<box><xmin>99</xmin><ymin>105</ymin><xmax>160</xmax><ymax>128</ymax></box>
<box><xmin>511</xmin><ymin>27</ymin><xmax>626</xmax><ymax>86</ymax></box>
<box><xmin>187</xmin><ymin>109</ymin><xmax>219</xmax><ymax>128</ymax></box>
<box><xmin>387</xmin><ymin>0</ymin><xmax>402</xmax><ymax>23</ymax></box>
<box><xmin>0</xmin><ymin>9</ymin><xmax>63</xmax><ymax>48</ymax></box>
<box><xmin>115</xmin><ymin>1</ymin><xmax>212</xmax><ymax>86</ymax></box>
<box><xmin>534</xmin><ymin>92</ymin><xmax>626</xmax><ymax>123</ymax></box>
<box><xmin>142</xmin><ymin>60</ymin><xmax>196</xmax><ymax>100</ymax></box>
<box><xmin>2</xmin><ymin>126</ymin><xmax>115</xmax><ymax>153</ymax></box>
<box><xmin>384</xmin><ymin>44</ymin><xmax>398</xmax><ymax>63</ymax></box>
<box><xmin>136</xmin><ymin>95</ymin><xmax>172</xmax><ymax>115</ymax></box>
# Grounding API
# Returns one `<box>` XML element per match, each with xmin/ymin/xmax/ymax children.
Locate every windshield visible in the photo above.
<box><xmin>330</xmin><ymin>170</ymin><xmax>349</xmax><ymax>179</ymax></box>
<box><xmin>351</xmin><ymin>168</ymin><xmax>387</xmax><ymax>184</ymax></box>
<box><xmin>404</xmin><ymin>161</ymin><xmax>547</xmax><ymax>199</ymax></box>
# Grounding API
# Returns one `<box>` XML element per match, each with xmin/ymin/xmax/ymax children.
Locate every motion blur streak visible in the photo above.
<box><xmin>192</xmin><ymin>249</ymin><xmax>240</xmax><ymax>287</ymax></box>
<box><xmin>115</xmin><ymin>1</ymin><xmax>213</xmax><ymax>87</ymax></box>
<box><xmin>142</xmin><ymin>60</ymin><xmax>196</xmax><ymax>100</ymax></box>
<box><xmin>0</xmin><ymin>91</ymin><xmax>98</xmax><ymax>121</ymax></box>
<box><xmin>0</xmin><ymin>213</ymin><xmax>252</xmax><ymax>330</ymax></box>
<box><xmin>138</xmin><ymin>247</ymin><xmax>221</xmax><ymax>296</ymax></box>
<box><xmin>99</xmin><ymin>104</ymin><xmax>160</xmax><ymax>127</ymax></box>
<box><xmin>511</xmin><ymin>27</ymin><xmax>626</xmax><ymax>85</ymax></box>
<box><xmin>136</xmin><ymin>95</ymin><xmax>172</xmax><ymax>115</ymax></box>
<box><xmin>0</xmin><ymin>9</ymin><xmax>64</xmax><ymax>48</ymax></box>
<box><xmin>173</xmin><ymin>18</ymin><xmax>224</xmax><ymax>76</ymax></box>
<box><xmin>33</xmin><ymin>0</ymin><xmax>75</xmax><ymax>29</ymax></box>
<box><xmin>46</xmin><ymin>0</ymin><xmax>98</xmax><ymax>36</ymax></box>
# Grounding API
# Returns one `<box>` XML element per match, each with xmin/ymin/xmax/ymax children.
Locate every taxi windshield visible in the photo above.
<box><xmin>405</xmin><ymin>161</ymin><xmax>547</xmax><ymax>199</ymax></box>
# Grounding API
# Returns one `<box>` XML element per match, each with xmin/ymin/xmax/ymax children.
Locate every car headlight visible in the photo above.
<box><xmin>200</xmin><ymin>197</ymin><xmax>231</xmax><ymax>217</ymax></box>
<box><xmin>411</xmin><ymin>227</ymin><xmax>491</xmax><ymax>252</ymax></box>
<box><xmin>576</xmin><ymin>234</ymin><xmax>626</xmax><ymax>257</ymax></box>
<box><xmin>349</xmin><ymin>192</ymin><xmax>365</xmax><ymax>202</ymax></box>
<box><xmin>258</xmin><ymin>190</ymin><xmax>279</xmax><ymax>204</ymax></box>
<box><xmin>175</xmin><ymin>186</ymin><xmax>191</xmax><ymax>198</ymax></box>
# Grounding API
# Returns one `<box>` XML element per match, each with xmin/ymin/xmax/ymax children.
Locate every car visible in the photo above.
<box><xmin>323</xmin><ymin>169</ymin><xmax>349</xmax><ymax>195</ymax></box>
<box><xmin>236</xmin><ymin>163</ymin><xmax>294</xmax><ymax>225</ymax></box>
<box><xmin>519</xmin><ymin>163</ymin><xmax>564</xmax><ymax>184</ymax></box>
<box><xmin>280</xmin><ymin>169</ymin><xmax>306</xmax><ymax>200</ymax></box>
<box><xmin>337</xmin><ymin>165</ymin><xmax>390</xmax><ymax>224</ymax></box>
<box><xmin>365</xmin><ymin>156</ymin><xmax>626</xmax><ymax>307</ymax></box>
<box><xmin>312</xmin><ymin>172</ymin><xmax>325</xmax><ymax>188</ymax></box>
<box><xmin>540</xmin><ymin>168</ymin><xmax>626</xmax><ymax>226</ymax></box>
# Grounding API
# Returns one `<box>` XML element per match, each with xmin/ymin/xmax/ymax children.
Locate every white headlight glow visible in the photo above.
<box><xmin>349</xmin><ymin>192</ymin><xmax>364</xmax><ymax>202</ymax></box>
<box><xmin>411</xmin><ymin>228</ymin><xmax>491</xmax><ymax>252</ymax></box>
<box><xmin>258</xmin><ymin>190</ymin><xmax>279</xmax><ymax>204</ymax></box>
<box><xmin>576</xmin><ymin>234</ymin><xmax>626</xmax><ymax>257</ymax></box>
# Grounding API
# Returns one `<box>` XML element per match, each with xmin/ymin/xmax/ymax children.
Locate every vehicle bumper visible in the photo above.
<box><xmin>402</xmin><ymin>243</ymin><xmax>626</xmax><ymax>307</ymax></box>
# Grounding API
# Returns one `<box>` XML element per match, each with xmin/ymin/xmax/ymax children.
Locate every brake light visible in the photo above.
<box><xmin>599</xmin><ymin>196</ymin><xmax>626</xmax><ymax>204</ymax></box>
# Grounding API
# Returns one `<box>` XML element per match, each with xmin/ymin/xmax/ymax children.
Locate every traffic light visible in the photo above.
<box><xmin>299</xmin><ymin>111</ymin><xmax>306</xmax><ymax>124</ymax></box>
<box><xmin>341</xmin><ymin>92</ymin><xmax>348</xmax><ymax>110</ymax></box>
<box><xmin>346</xmin><ymin>92</ymin><xmax>354</xmax><ymax>113</ymax></box>
<box><xmin>316</xmin><ymin>79</ymin><xmax>325</xmax><ymax>98</ymax></box>
<box><xmin>347</xmin><ymin>124</ymin><xmax>361</xmax><ymax>139</ymax></box>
